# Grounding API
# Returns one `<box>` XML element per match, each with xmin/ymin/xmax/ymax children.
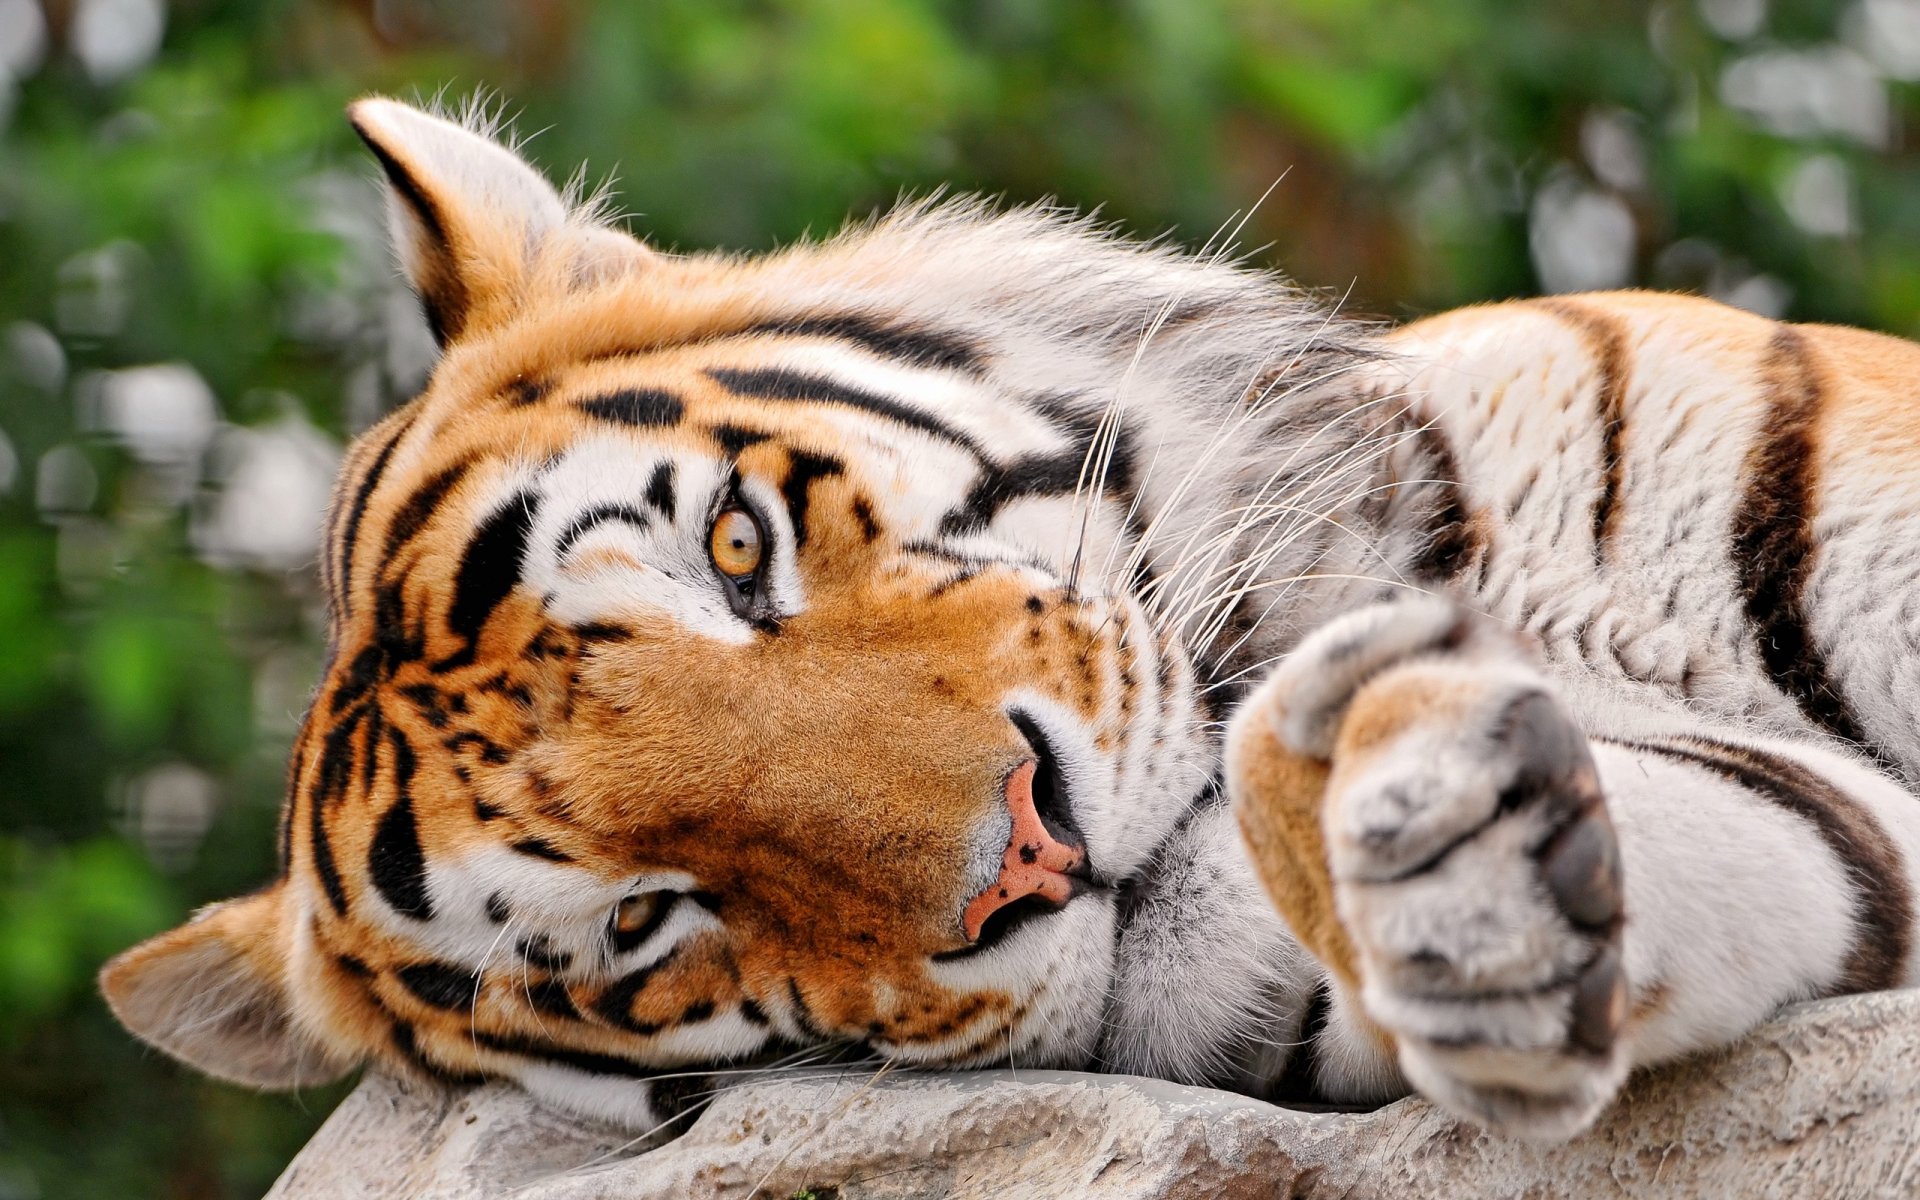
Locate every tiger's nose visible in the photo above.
<box><xmin>961</xmin><ymin>760</ymin><xmax>1088</xmax><ymax>941</ymax></box>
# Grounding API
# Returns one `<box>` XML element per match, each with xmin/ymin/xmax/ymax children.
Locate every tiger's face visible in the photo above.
<box><xmin>323</xmin><ymin>346</ymin><xmax>1200</xmax><ymax>1095</ymax></box>
<box><xmin>100</xmin><ymin>99</ymin><xmax>1220</xmax><ymax>1126</ymax></box>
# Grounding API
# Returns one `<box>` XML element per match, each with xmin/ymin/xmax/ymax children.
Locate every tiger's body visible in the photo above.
<box><xmin>102</xmin><ymin>100</ymin><xmax>1920</xmax><ymax>1144</ymax></box>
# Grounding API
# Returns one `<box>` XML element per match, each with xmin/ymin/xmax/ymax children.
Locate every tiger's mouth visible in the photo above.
<box><xmin>966</xmin><ymin>889</ymin><xmax>1092</xmax><ymax>959</ymax></box>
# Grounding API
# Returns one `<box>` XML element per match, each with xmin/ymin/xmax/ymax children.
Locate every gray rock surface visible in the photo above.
<box><xmin>268</xmin><ymin>989</ymin><xmax>1920</xmax><ymax>1199</ymax></box>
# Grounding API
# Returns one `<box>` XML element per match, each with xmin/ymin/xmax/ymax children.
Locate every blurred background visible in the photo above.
<box><xmin>3</xmin><ymin>0</ymin><xmax>1919</xmax><ymax>1195</ymax></box>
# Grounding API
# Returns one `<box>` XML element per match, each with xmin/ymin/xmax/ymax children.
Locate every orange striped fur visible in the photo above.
<box><xmin>102</xmin><ymin>100</ymin><xmax>1920</xmax><ymax>1142</ymax></box>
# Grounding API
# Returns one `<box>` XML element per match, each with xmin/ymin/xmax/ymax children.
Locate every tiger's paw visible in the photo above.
<box><xmin>1231</xmin><ymin>597</ymin><xmax>1629</xmax><ymax>1140</ymax></box>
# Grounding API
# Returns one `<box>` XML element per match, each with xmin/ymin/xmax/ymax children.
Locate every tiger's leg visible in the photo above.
<box><xmin>1228</xmin><ymin>596</ymin><xmax>1920</xmax><ymax>1139</ymax></box>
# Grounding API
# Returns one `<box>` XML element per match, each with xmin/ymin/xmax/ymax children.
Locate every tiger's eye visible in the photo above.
<box><xmin>709</xmin><ymin>508</ymin><xmax>764</xmax><ymax>579</ymax></box>
<box><xmin>614</xmin><ymin>892</ymin><xmax>663</xmax><ymax>937</ymax></box>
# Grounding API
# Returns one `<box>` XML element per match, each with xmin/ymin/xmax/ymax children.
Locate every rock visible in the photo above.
<box><xmin>268</xmin><ymin>989</ymin><xmax>1920</xmax><ymax>1199</ymax></box>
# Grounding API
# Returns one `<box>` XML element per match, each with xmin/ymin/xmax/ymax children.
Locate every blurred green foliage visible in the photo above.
<box><xmin>5</xmin><ymin>0</ymin><xmax>1920</xmax><ymax>1195</ymax></box>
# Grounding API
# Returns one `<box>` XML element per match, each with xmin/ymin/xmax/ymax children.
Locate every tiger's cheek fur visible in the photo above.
<box><xmin>520</xmin><ymin>576</ymin><xmax>1122</xmax><ymax>1021</ymax></box>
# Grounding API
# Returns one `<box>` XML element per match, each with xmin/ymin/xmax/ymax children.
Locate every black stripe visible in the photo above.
<box><xmin>380</xmin><ymin>462</ymin><xmax>471</xmax><ymax>563</ymax></box>
<box><xmin>1731</xmin><ymin>328</ymin><xmax>1881</xmax><ymax>758</ymax></box>
<box><xmin>396</xmin><ymin>960</ymin><xmax>478</xmax><ymax>1011</ymax></box>
<box><xmin>645</xmin><ymin>461</ymin><xmax>677</xmax><ymax>521</ymax></box>
<box><xmin>308</xmin><ymin>704</ymin><xmax>368</xmax><ymax>915</ymax></box>
<box><xmin>388</xmin><ymin>1020</ymin><xmax>488</xmax><ymax>1088</ymax></box>
<box><xmin>470</xmin><ymin>1029</ymin><xmax>655</xmax><ymax>1079</ymax></box>
<box><xmin>850</xmin><ymin>495</ymin><xmax>880</xmax><ymax>543</ymax></box>
<box><xmin>925</xmin><ymin>567</ymin><xmax>982</xmax><ymax>599</ymax></box>
<box><xmin>510</xmin><ymin>837</ymin><xmax>571</xmax><ymax>862</ymax></box>
<box><xmin>1616</xmin><ymin>735</ymin><xmax>1912</xmax><ymax>993</ymax></box>
<box><xmin>328</xmin><ymin>645</ymin><xmax>384</xmax><ymax>710</ymax></box>
<box><xmin>900</xmin><ymin>539</ymin><xmax>982</xmax><ymax>570</ymax></box>
<box><xmin>369</xmin><ymin>727</ymin><xmax>433</xmax><ymax>920</ymax></box>
<box><xmin>334</xmin><ymin>415</ymin><xmax>414</xmax><ymax>620</ymax></box>
<box><xmin>444</xmin><ymin>730</ymin><xmax>513</xmax><ymax>763</ymax></box>
<box><xmin>1406</xmin><ymin>421</ymin><xmax>1480</xmax><ymax>581</ymax></box>
<box><xmin>359</xmin><ymin>702</ymin><xmax>385</xmax><ymax>794</ymax></box>
<box><xmin>504</xmin><ymin>377</ymin><xmax>547</xmax><ymax>407</ymax></box>
<box><xmin>940</xmin><ymin>396</ymin><xmax>1138</xmax><ymax>535</ymax></box>
<box><xmin>418</xmin><ymin>296</ymin><xmax>456</xmax><ymax>348</ymax></box>
<box><xmin>745</xmin><ymin>313</ymin><xmax>983</xmax><ymax>374</ymax></box>
<box><xmin>1268</xmin><ymin>979</ymin><xmax>1331</xmax><ymax>1103</ymax></box>
<box><xmin>1534</xmin><ymin>299</ymin><xmax>1631</xmax><ymax>560</ymax></box>
<box><xmin>942</xmin><ymin>451</ymin><xmax>1085</xmax><ymax>535</ymax></box>
<box><xmin>525</xmin><ymin>976</ymin><xmax>581</xmax><ymax>1021</ymax></box>
<box><xmin>476</xmin><ymin>671</ymin><xmax>532</xmax><ymax>709</ymax></box>
<box><xmin>277</xmin><ymin>735</ymin><xmax>309</xmax><ymax>876</ymax></box>
<box><xmin>576</xmin><ymin>388</ymin><xmax>685</xmax><ymax>428</ymax></box>
<box><xmin>432</xmin><ymin>492</ymin><xmax>538</xmax><ymax>673</ymax></box>
<box><xmin>308</xmin><ymin>774</ymin><xmax>348</xmax><ymax>917</ymax></box>
<box><xmin>706</xmin><ymin>366</ymin><xmax>989</xmax><ymax>459</ymax></box>
<box><xmin>555</xmin><ymin>502</ymin><xmax>653</xmax><ymax>561</ymax></box>
<box><xmin>350</xmin><ymin>122</ymin><xmax>451</xmax><ymax>248</ymax></box>
<box><xmin>712</xmin><ymin>424</ymin><xmax>774</xmax><ymax>458</ymax></box>
<box><xmin>593</xmin><ymin>950</ymin><xmax>681</xmax><ymax>1033</ymax></box>
<box><xmin>349</xmin><ymin>120</ymin><xmax>468</xmax><ymax>345</ymax></box>
<box><xmin>573</xmin><ymin>622</ymin><xmax>635</xmax><ymax>643</ymax></box>
<box><xmin>398</xmin><ymin>682</ymin><xmax>451</xmax><ymax>728</ymax></box>
<box><xmin>372</xmin><ymin>579</ymin><xmax>427</xmax><ymax>669</ymax></box>
<box><xmin>1032</xmin><ymin>393</ymin><xmax>1138</xmax><ymax>495</ymax></box>
<box><xmin>517</xmin><ymin>935</ymin><xmax>573</xmax><ymax>973</ymax></box>
<box><xmin>785</xmin><ymin>977</ymin><xmax>825</xmax><ymax>1039</ymax></box>
<box><xmin>780</xmin><ymin>450</ymin><xmax>844</xmax><ymax>548</ymax></box>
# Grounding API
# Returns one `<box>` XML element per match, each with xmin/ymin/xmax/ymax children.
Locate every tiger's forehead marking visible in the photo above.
<box><xmin>340</xmin><ymin>335</ymin><xmax>1141</xmax><ymax>628</ymax></box>
<box><xmin>399</xmin><ymin>320</ymin><xmax>1081</xmax><ymax>486</ymax></box>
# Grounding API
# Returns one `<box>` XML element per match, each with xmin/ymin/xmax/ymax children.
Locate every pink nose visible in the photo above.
<box><xmin>961</xmin><ymin>760</ymin><xmax>1088</xmax><ymax>941</ymax></box>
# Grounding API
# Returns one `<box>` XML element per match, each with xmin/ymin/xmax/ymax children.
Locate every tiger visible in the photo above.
<box><xmin>99</xmin><ymin>97</ymin><xmax>1920</xmax><ymax>1146</ymax></box>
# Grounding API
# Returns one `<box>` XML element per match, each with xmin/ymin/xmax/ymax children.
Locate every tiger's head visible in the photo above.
<box><xmin>101</xmin><ymin>99</ymin><xmax>1361</xmax><ymax>1127</ymax></box>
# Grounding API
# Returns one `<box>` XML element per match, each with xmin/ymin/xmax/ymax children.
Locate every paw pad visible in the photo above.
<box><xmin>1567</xmin><ymin>944</ymin><xmax>1627</xmax><ymax>1056</ymax></box>
<box><xmin>1540</xmin><ymin>808</ymin><xmax>1622</xmax><ymax>930</ymax></box>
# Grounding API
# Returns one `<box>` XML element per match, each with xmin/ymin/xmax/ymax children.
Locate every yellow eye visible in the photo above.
<box><xmin>613</xmin><ymin>892</ymin><xmax>664</xmax><ymax>939</ymax></box>
<box><xmin>709</xmin><ymin>507</ymin><xmax>764</xmax><ymax>579</ymax></box>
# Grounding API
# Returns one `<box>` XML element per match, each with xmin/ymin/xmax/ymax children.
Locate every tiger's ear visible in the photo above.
<box><xmin>99</xmin><ymin>885</ymin><xmax>354</xmax><ymax>1090</ymax></box>
<box><xmin>347</xmin><ymin>97</ymin><xmax>653</xmax><ymax>345</ymax></box>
